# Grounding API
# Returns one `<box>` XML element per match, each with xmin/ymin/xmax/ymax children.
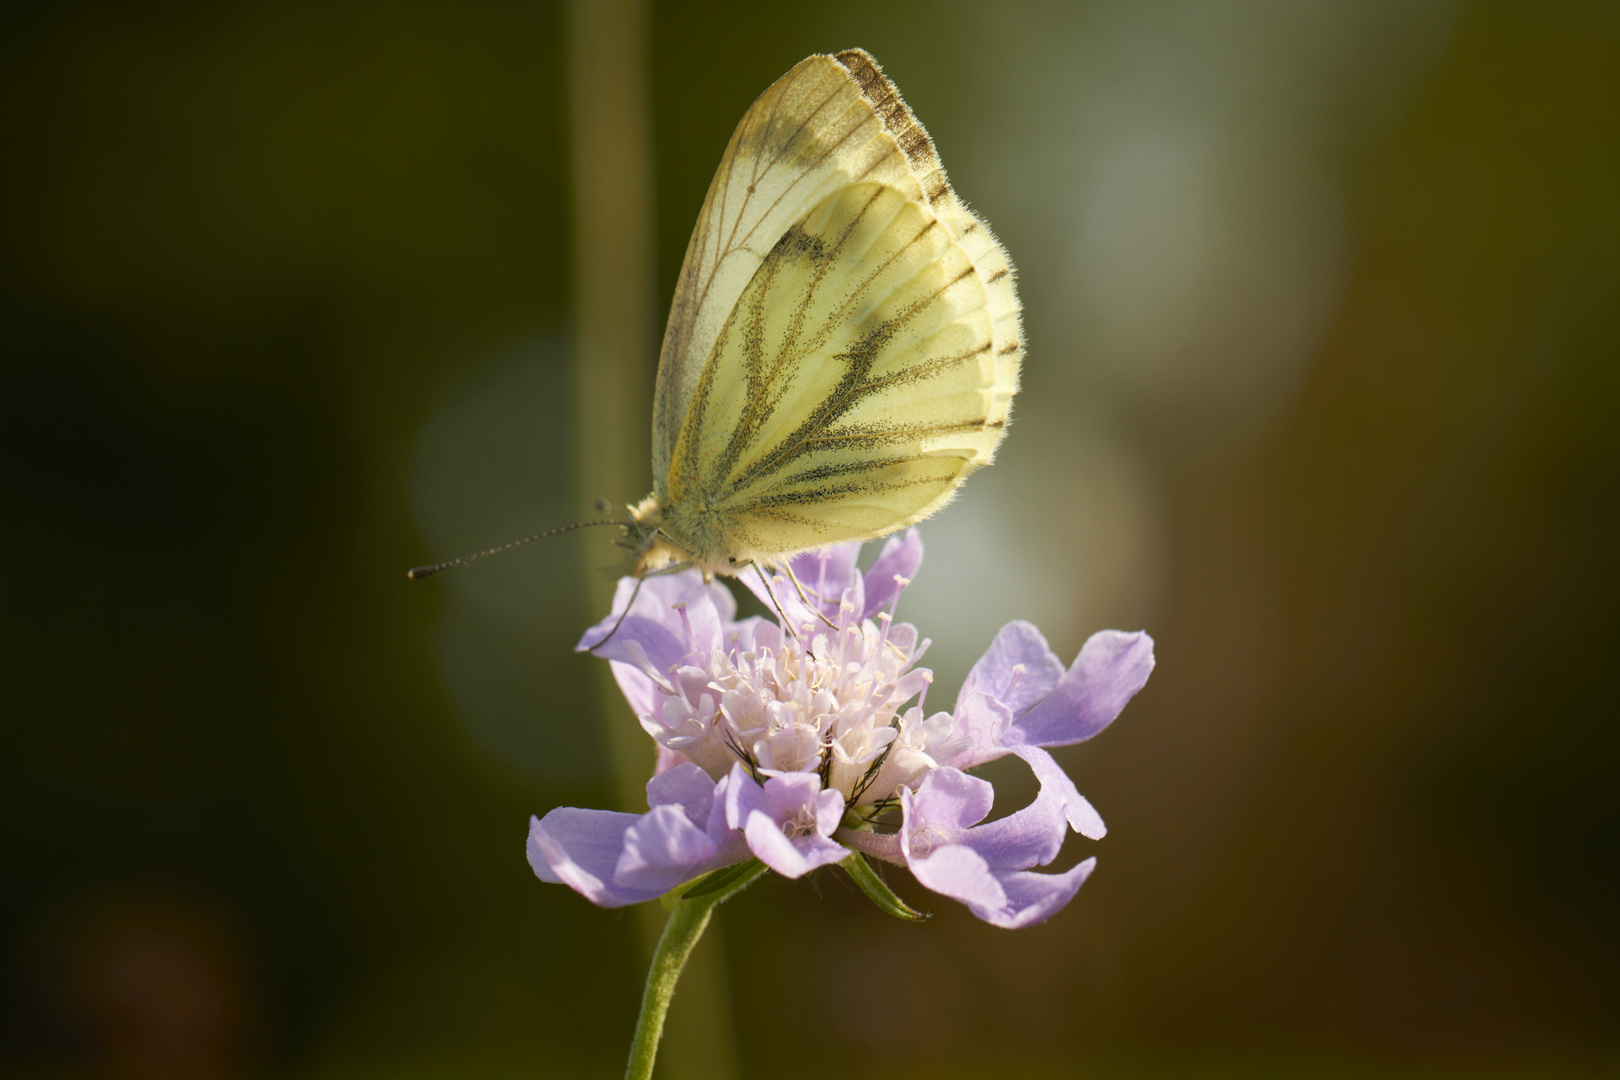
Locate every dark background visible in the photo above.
<box><xmin>3</xmin><ymin>2</ymin><xmax>1616</xmax><ymax>1078</ymax></box>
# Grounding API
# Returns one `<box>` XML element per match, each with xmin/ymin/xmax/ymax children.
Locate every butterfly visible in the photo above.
<box><xmin>623</xmin><ymin>48</ymin><xmax>1023</xmax><ymax>585</ymax></box>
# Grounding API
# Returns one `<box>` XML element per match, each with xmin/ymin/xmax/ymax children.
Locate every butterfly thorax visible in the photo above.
<box><xmin>627</xmin><ymin>492</ymin><xmax>738</xmax><ymax>579</ymax></box>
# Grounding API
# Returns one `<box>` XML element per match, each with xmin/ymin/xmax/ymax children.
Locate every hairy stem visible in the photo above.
<box><xmin>625</xmin><ymin>861</ymin><xmax>768</xmax><ymax>1080</ymax></box>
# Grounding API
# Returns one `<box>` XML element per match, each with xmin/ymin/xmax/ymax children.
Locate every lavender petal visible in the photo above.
<box><xmin>790</xmin><ymin>544</ymin><xmax>863</xmax><ymax>616</ymax></box>
<box><xmin>614</xmin><ymin>804</ymin><xmax>723</xmax><ymax>893</ymax></box>
<box><xmin>526</xmin><ymin>809</ymin><xmax>664</xmax><ymax>908</ymax></box>
<box><xmin>741</xmin><ymin>811</ymin><xmax>848</xmax><ymax>878</ymax></box>
<box><xmin>959</xmin><ymin>620</ymin><xmax>1066</xmax><ymax>717</ymax></box>
<box><xmin>646</xmin><ymin>761</ymin><xmax>719</xmax><ymax>818</ymax></box>
<box><xmin>978</xmin><ymin>859</ymin><xmax>1097</xmax><ymax>929</ymax></box>
<box><xmin>1010</xmin><ymin>744</ymin><xmax>1107</xmax><ymax>840</ymax></box>
<box><xmin>906</xmin><ymin>843</ymin><xmax>1007</xmax><ymax>912</ymax></box>
<box><xmin>1010</xmin><ymin>630</ymin><xmax>1155</xmax><ymax>749</ymax></box>
<box><xmin>860</xmin><ymin>528</ymin><xmax>924</xmax><ymax>619</ymax></box>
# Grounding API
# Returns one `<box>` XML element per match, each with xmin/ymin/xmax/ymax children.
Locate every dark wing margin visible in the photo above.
<box><xmin>833</xmin><ymin>49</ymin><xmax>952</xmax><ymax>207</ymax></box>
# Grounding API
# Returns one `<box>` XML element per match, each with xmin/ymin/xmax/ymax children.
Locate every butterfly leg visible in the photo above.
<box><xmin>583</xmin><ymin>574</ymin><xmax>646</xmax><ymax>654</ymax></box>
<box><xmin>749</xmin><ymin>562</ymin><xmax>806</xmax><ymax>642</ymax></box>
<box><xmin>781</xmin><ymin>560</ymin><xmax>840</xmax><ymax>632</ymax></box>
<box><xmin>583</xmin><ymin>561</ymin><xmax>693</xmax><ymax>654</ymax></box>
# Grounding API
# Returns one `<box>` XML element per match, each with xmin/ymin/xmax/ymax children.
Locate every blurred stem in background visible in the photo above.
<box><xmin>567</xmin><ymin>2</ymin><xmax>740</xmax><ymax>1077</ymax></box>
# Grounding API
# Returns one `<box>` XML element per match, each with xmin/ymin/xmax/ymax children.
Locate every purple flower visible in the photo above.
<box><xmin>527</xmin><ymin>530</ymin><xmax>1154</xmax><ymax>927</ymax></box>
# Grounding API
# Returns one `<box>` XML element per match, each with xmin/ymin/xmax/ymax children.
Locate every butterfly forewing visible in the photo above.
<box><xmin>653</xmin><ymin>54</ymin><xmax>936</xmax><ymax>495</ymax></box>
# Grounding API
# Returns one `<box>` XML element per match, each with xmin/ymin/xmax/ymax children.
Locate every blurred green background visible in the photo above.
<box><xmin>3</xmin><ymin>1</ymin><xmax>1617</xmax><ymax>1078</ymax></box>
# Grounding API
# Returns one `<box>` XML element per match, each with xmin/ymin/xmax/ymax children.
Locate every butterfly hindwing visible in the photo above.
<box><xmin>641</xmin><ymin>49</ymin><xmax>1022</xmax><ymax>573</ymax></box>
<box><xmin>666</xmin><ymin>182</ymin><xmax>1002</xmax><ymax>559</ymax></box>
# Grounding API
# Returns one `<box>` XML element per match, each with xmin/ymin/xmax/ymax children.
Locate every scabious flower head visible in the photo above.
<box><xmin>528</xmin><ymin>530</ymin><xmax>1154</xmax><ymax>928</ymax></box>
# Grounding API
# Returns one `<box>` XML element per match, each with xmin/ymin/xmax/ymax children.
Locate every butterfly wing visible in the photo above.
<box><xmin>652</xmin><ymin>49</ymin><xmax>1021</xmax><ymax>567</ymax></box>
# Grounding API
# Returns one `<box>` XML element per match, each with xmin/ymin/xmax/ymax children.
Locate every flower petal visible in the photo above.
<box><xmin>896</xmin><ymin>762</ymin><xmax>1102</xmax><ymax>927</ymax></box>
<box><xmin>654</xmin><ymin>744</ymin><xmax>691</xmax><ymax>776</ymax></box>
<box><xmin>608</xmin><ymin>659</ymin><xmax>663</xmax><ymax>718</ymax></box>
<box><xmin>949</xmin><ymin>773</ymin><xmax>1068</xmax><ymax>870</ymax></box>
<box><xmin>1010</xmin><ymin>630</ymin><xmax>1155</xmax><ymax>749</ymax></box>
<box><xmin>979</xmin><ymin>858</ymin><xmax>1096</xmax><ymax>929</ymax></box>
<box><xmin>836</xmin><ymin>827</ymin><xmax>904</xmax><ymax>865</ymax></box>
<box><xmin>860</xmin><ymin>529</ymin><xmax>923</xmax><ymax>619</ymax></box>
<box><xmin>959</xmin><ymin>620</ymin><xmax>1065</xmax><ymax>718</ymax></box>
<box><xmin>1010</xmin><ymin>744</ymin><xmax>1107</xmax><ymax>840</ymax></box>
<box><xmin>742</xmin><ymin>811</ymin><xmax>848</xmax><ymax>878</ymax></box>
<box><xmin>579</xmin><ymin>615</ymin><xmax>687</xmax><ymax>673</ymax></box>
<box><xmin>576</xmin><ymin>574</ymin><xmax>680</xmax><ymax>653</ymax></box>
<box><xmin>615</xmin><ymin>804</ymin><xmax>721</xmax><ymax>892</ymax></box>
<box><xmin>938</xmin><ymin>622</ymin><xmax>1065</xmax><ymax>769</ymax></box>
<box><xmin>909</xmin><ymin>766</ymin><xmax>995</xmax><ymax>832</ymax></box>
<box><xmin>906</xmin><ymin>843</ymin><xmax>1007</xmax><ymax>912</ymax></box>
<box><xmin>577</xmin><ymin>574</ymin><xmax>732</xmax><ymax>660</ymax></box>
<box><xmin>527</xmin><ymin>809</ymin><xmax>663</xmax><ymax>908</ymax></box>
<box><xmin>646</xmin><ymin>762</ymin><xmax>718</xmax><ymax>819</ymax></box>
<box><xmin>939</xmin><ymin>689</ymin><xmax>1013</xmax><ymax>771</ymax></box>
<box><xmin>724</xmin><ymin>766</ymin><xmax>849</xmax><ymax>878</ymax></box>
<box><xmin>722</xmin><ymin>764</ymin><xmax>787</xmax><ymax>829</ymax></box>
<box><xmin>791</xmin><ymin>544</ymin><xmax>863</xmax><ymax>615</ymax></box>
<box><xmin>703</xmin><ymin>577</ymin><xmax>738</xmax><ymax>623</ymax></box>
<box><xmin>677</xmin><ymin>591</ymin><xmax>726</xmax><ymax>657</ymax></box>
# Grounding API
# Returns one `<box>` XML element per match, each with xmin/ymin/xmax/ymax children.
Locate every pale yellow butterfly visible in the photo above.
<box><xmin>623</xmin><ymin>48</ymin><xmax>1023</xmax><ymax>582</ymax></box>
<box><xmin>406</xmin><ymin>49</ymin><xmax>1021</xmax><ymax>588</ymax></box>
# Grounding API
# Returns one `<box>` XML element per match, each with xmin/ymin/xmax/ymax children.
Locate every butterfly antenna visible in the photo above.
<box><xmin>406</xmin><ymin>520</ymin><xmax>620</xmax><ymax>580</ymax></box>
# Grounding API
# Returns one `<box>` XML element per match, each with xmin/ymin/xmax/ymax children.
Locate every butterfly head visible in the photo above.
<box><xmin>621</xmin><ymin>492</ymin><xmax>752</xmax><ymax>582</ymax></box>
<box><xmin>619</xmin><ymin>494</ymin><xmax>692</xmax><ymax>578</ymax></box>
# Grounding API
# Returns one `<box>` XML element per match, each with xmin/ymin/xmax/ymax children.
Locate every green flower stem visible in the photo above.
<box><xmin>625</xmin><ymin>861</ymin><xmax>768</xmax><ymax>1080</ymax></box>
